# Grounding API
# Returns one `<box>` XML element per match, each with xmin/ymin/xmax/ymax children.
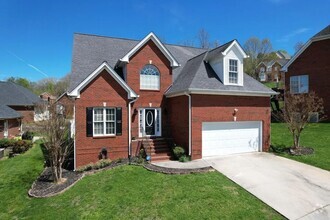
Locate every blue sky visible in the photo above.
<box><xmin>0</xmin><ymin>0</ymin><xmax>329</xmax><ymax>82</ymax></box>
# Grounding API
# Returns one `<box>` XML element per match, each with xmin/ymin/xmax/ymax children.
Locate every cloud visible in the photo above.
<box><xmin>277</xmin><ymin>28</ymin><xmax>309</xmax><ymax>42</ymax></box>
<box><xmin>7</xmin><ymin>51</ymin><xmax>49</xmax><ymax>77</ymax></box>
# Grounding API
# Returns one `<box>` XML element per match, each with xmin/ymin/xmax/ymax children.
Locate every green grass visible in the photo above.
<box><xmin>271</xmin><ymin>123</ymin><xmax>330</xmax><ymax>171</ymax></box>
<box><xmin>0</xmin><ymin>144</ymin><xmax>283</xmax><ymax>219</ymax></box>
<box><xmin>262</xmin><ymin>81</ymin><xmax>283</xmax><ymax>89</ymax></box>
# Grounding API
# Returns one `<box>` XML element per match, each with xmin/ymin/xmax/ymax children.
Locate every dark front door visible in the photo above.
<box><xmin>145</xmin><ymin>109</ymin><xmax>155</xmax><ymax>135</ymax></box>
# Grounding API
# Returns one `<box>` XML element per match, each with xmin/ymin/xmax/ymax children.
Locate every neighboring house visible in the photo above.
<box><xmin>0</xmin><ymin>81</ymin><xmax>42</xmax><ymax>138</ymax></box>
<box><xmin>282</xmin><ymin>24</ymin><xmax>330</xmax><ymax>120</ymax></box>
<box><xmin>257</xmin><ymin>51</ymin><xmax>291</xmax><ymax>83</ymax></box>
<box><xmin>67</xmin><ymin>32</ymin><xmax>276</xmax><ymax>169</ymax></box>
<box><xmin>40</xmin><ymin>92</ymin><xmax>57</xmax><ymax>104</ymax></box>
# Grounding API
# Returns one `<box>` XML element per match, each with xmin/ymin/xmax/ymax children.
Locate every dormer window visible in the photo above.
<box><xmin>229</xmin><ymin>59</ymin><xmax>238</xmax><ymax>84</ymax></box>
<box><xmin>140</xmin><ymin>64</ymin><xmax>160</xmax><ymax>90</ymax></box>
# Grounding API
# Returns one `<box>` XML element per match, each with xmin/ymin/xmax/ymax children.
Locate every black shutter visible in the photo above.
<box><xmin>86</xmin><ymin>107</ymin><xmax>93</xmax><ymax>137</ymax></box>
<box><xmin>116</xmin><ymin>107</ymin><xmax>122</xmax><ymax>136</ymax></box>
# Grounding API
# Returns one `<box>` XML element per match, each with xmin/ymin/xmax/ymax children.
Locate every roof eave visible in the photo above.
<box><xmin>166</xmin><ymin>88</ymin><xmax>276</xmax><ymax>98</ymax></box>
<box><xmin>67</xmin><ymin>62</ymin><xmax>138</xmax><ymax>99</ymax></box>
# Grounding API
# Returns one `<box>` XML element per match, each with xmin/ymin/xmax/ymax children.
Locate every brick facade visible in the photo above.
<box><xmin>0</xmin><ymin>119</ymin><xmax>21</xmax><ymax>138</ymax></box>
<box><xmin>285</xmin><ymin>39</ymin><xmax>330</xmax><ymax>117</ymax></box>
<box><xmin>126</xmin><ymin>40</ymin><xmax>172</xmax><ymax>139</ymax></box>
<box><xmin>57</xmin><ymin>94</ymin><xmax>74</xmax><ymax>119</ymax></box>
<box><xmin>9</xmin><ymin>106</ymin><xmax>34</xmax><ymax>123</ymax></box>
<box><xmin>75</xmin><ymin>70</ymin><xmax>129</xmax><ymax>167</ymax></box>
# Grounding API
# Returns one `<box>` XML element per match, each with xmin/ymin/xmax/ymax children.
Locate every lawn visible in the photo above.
<box><xmin>0</xmin><ymin>144</ymin><xmax>283</xmax><ymax>219</ymax></box>
<box><xmin>271</xmin><ymin>123</ymin><xmax>330</xmax><ymax>171</ymax></box>
<box><xmin>262</xmin><ymin>81</ymin><xmax>283</xmax><ymax>89</ymax></box>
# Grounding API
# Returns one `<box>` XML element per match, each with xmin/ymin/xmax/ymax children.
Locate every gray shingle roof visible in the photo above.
<box><xmin>0</xmin><ymin>81</ymin><xmax>41</xmax><ymax>106</ymax></box>
<box><xmin>312</xmin><ymin>25</ymin><xmax>330</xmax><ymax>39</ymax></box>
<box><xmin>166</xmin><ymin>47</ymin><xmax>276</xmax><ymax>96</ymax></box>
<box><xmin>0</xmin><ymin>104</ymin><xmax>22</xmax><ymax>119</ymax></box>
<box><xmin>69</xmin><ymin>33</ymin><xmax>206</xmax><ymax>92</ymax></box>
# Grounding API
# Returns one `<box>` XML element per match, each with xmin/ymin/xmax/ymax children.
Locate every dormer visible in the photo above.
<box><xmin>205</xmin><ymin>40</ymin><xmax>248</xmax><ymax>86</ymax></box>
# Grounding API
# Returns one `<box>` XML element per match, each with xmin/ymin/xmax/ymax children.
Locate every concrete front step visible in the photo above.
<box><xmin>150</xmin><ymin>155</ymin><xmax>172</xmax><ymax>162</ymax></box>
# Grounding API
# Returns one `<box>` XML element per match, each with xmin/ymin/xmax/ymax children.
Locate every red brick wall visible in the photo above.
<box><xmin>126</xmin><ymin>40</ymin><xmax>172</xmax><ymax>138</ymax></box>
<box><xmin>285</xmin><ymin>39</ymin><xmax>330</xmax><ymax>117</ymax></box>
<box><xmin>191</xmin><ymin>95</ymin><xmax>271</xmax><ymax>159</ymax></box>
<box><xmin>9</xmin><ymin>106</ymin><xmax>34</xmax><ymax>123</ymax></box>
<box><xmin>75</xmin><ymin>70</ymin><xmax>129</xmax><ymax>168</ymax></box>
<box><xmin>167</xmin><ymin>96</ymin><xmax>189</xmax><ymax>152</ymax></box>
<box><xmin>0</xmin><ymin>119</ymin><xmax>21</xmax><ymax>138</ymax></box>
<box><xmin>57</xmin><ymin>94</ymin><xmax>74</xmax><ymax>119</ymax></box>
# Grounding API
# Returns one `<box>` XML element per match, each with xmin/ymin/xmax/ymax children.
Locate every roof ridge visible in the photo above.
<box><xmin>207</xmin><ymin>39</ymin><xmax>236</xmax><ymax>53</ymax></box>
<box><xmin>74</xmin><ymin>32</ymin><xmax>208</xmax><ymax>50</ymax></box>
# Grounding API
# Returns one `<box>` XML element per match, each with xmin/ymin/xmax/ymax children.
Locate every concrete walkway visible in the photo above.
<box><xmin>152</xmin><ymin>159</ymin><xmax>210</xmax><ymax>169</ymax></box>
<box><xmin>204</xmin><ymin>153</ymin><xmax>330</xmax><ymax>220</ymax></box>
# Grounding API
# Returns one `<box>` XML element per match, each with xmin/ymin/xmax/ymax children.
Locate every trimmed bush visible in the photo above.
<box><xmin>22</xmin><ymin>131</ymin><xmax>34</xmax><ymax>140</ymax></box>
<box><xmin>173</xmin><ymin>146</ymin><xmax>185</xmax><ymax>160</ymax></box>
<box><xmin>12</xmin><ymin>140</ymin><xmax>33</xmax><ymax>154</ymax></box>
<box><xmin>179</xmin><ymin>155</ymin><xmax>191</xmax><ymax>162</ymax></box>
<box><xmin>77</xmin><ymin>159</ymin><xmax>113</xmax><ymax>172</ymax></box>
<box><xmin>0</xmin><ymin>139</ymin><xmax>14</xmax><ymax>148</ymax></box>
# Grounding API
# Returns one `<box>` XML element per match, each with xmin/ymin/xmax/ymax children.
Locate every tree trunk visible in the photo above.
<box><xmin>293</xmin><ymin>133</ymin><xmax>300</xmax><ymax>149</ymax></box>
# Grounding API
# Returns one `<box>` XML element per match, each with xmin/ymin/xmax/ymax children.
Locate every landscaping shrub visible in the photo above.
<box><xmin>77</xmin><ymin>159</ymin><xmax>113</xmax><ymax>172</ymax></box>
<box><xmin>22</xmin><ymin>131</ymin><xmax>34</xmax><ymax>140</ymax></box>
<box><xmin>0</xmin><ymin>139</ymin><xmax>14</xmax><ymax>148</ymax></box>
<box><xmin>173</xmin><ymin>146</ymin><xmax>185</xmax><ymax>160</ymax></box>
<box><xmin>12</xmin><ymin>140</ymin><xmax>33</xmax><ymax>154</ymax></box>
<box><xmin>179</xmin><ymin>155</ymin><xmax>191</xmax><ymax>162</ymax></box>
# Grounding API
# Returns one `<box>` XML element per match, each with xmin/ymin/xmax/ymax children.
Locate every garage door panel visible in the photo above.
<box><xmin>202</xmin><ymin>121</ymin><xmax>261</xmax><ymax>157</ymax></box>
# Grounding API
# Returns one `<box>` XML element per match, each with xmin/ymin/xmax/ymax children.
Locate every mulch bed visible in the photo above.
<box><xmin>289</xmin><ymin>146</ymin><xmax>314</xmax><ymax>156</ymax></box>
<box><xmin>29</xmin><ymin>158</ymin><xmax>214</xmax><ymax>198</ymax></box>
<box><xmin>144</xmin><ymin>163</ymin><xmax>214</xmax><ymax>174</ymax></box>
<box><xmin>28</xmin><ymin>168</ymin><xmax>84</xmax><ymax>198</ymax></box>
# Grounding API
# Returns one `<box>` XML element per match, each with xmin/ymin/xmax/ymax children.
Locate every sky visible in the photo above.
<box><xmin>0</xmin><ymin>0</ymin><xmax>329</xmax><ymax>82</ymax></box>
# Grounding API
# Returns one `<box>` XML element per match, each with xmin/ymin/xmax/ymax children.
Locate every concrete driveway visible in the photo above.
<box><xmin>204</xmin><ymin>153</ymin><xmax>330</xmax><ymax>220</ymax></box>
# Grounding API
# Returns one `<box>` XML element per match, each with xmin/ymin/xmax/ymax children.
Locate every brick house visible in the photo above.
<box><xmin>67</xmin><ymin>32</ymin><xmax>276</xmax><ymax>169</ymax></box>
<box><xmin>0</xmin><ymin>82</ymin><xmax>42</xmax><ymax>138</ymax></box>
<box><xmin>282</xmin><ymin>25</ymin><xmax>330</xmax><ymax>119</ymax></box>
<box><xmin>257</xmin><ymin>51</ymin><xmax>290</xmax><ymax>83</ymax></box>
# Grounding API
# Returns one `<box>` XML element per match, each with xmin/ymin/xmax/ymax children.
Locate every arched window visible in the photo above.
<box><xmin>140</xmin><ymin>65</ymin><xmax>160</xmax><ymax>90</ymax></box>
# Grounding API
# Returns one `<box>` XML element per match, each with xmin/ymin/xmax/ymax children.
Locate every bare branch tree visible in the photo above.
<box><xmin>294</xmin><ymin>41</ymin><xmax>305</xmax><ymax>53</ymax></box>
<box><xmin>282</xmin><ymin>91</ymin><xmax>325</xmax><ymax>149</ymax></box>
<box><xmin>37</xmin><ymin>102</ymin><xmax>73</xmax><ymax>183</ymax></box>
<box><xmin>198</xmin><ymin>28</ymin><xmax>210</xmax><ymax>49</ymax></box>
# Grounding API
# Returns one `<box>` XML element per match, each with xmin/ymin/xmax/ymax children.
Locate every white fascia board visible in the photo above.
<box><xmin>55</xmin><ymin>92</ymin><xmax>67</xmax><ymax>103</ymax></box>
<box><xmin>120</xmin><ymin>32</ymin><xmax>180</xmax><ymax>67</ymax></box>
<box><xmin>222</xmin><ymin>40</ymin><xmax>248</xmax><ymax>58</ymax></box>
<box><xmin>68</xmin><ymin>62</ymin><xmax>137</xmax><ymax>99</ymax></box>
<box><xmin>166</xmin><ymin>89</ymin><xmax>277</xmax><ymax>98</ymax></box>
<box><xmin>282</xmin><ymin>35</ymin><xmax>330</xmax><ymax>72</ymax></box>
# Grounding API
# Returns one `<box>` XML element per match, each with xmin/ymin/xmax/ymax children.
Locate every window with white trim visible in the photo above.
<box><xmin>140</xmin><ymin>64</ymin><xmax>160</xmax><ymax>90</ymax></box>
<box><xmin>93</xmin><ymin>108</ymin><xmax>116</xmax><ymax>136</ymax></box>
<box><xmin>229</xmin><ymin>59</ymin><xmax>238</xmax><ymax>84</ymax></box>
<box><xmin>290</xmin><ymin>75</ymin><xmax>309</xmax><ymax>94</ymax></box>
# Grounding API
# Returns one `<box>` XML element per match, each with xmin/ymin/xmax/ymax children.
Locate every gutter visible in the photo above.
<box><xmin>128</xmin><ymin>95</ymin><xmax>139</xmax><ymax>159</ymax></box>
<box><xmin>184</xmin><ymin>92</ymin><xmax>192</xmax><ymax>156</ymax></box>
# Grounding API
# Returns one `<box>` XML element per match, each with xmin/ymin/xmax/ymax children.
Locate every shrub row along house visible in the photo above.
<box><xmin>0</xmin><ymin>81</ymin><xmax>42</xmax><ymax>138</ymax></box>
<box><xmin>63</xmin><ymin>32</ymin><xmax>276</xmax><ymax>169</ymax></box>
<box><xmin>282</xmin><ymin>24</ymin><xmax>330</xmax><ymax>120</ymax></box>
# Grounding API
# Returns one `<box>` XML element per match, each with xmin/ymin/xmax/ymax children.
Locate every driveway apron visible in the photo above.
<box><xmin>204</xmin><ymin>153</ymin><xmax>330</xmax><ymax>220</ymax></box>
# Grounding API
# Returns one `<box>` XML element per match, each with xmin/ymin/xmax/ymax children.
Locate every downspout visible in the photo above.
<box><xmin>73</xmin><ymin>99</ymin><xmax>76</xmax><ymax>171</ymax></box>
<box><xmin>128</xmin><ymin>96</ymin><xmax>139</xmax><ymax>159</ymax></box>
<box><xmin>184</xmin><ymin>92</ymin><xmax>192</xmax><ymax>156</ymax></box>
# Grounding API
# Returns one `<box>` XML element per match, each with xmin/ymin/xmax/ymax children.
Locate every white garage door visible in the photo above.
<box><xmin>202</xmin><ymin>121</ymin><xmax>262</xmax><ymax>157</ymax></box>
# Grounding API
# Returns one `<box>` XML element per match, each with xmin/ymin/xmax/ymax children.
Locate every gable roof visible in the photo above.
<box><xmin>0</xmin><ymin>81</ymin><xmax>41</xmax><ymax>106</ymax></box>
<box><xmin>68</xmin><ymin>62</ymin><xmax>138</xmax><ymax>99</ymax></box>
<box><xmin>166</xmin><ymin>42</ymin><xmax>276</xmax><ymax>97</ymax></box>
<box><xmin>119</xmin><ymin>32</ymin><xmax>179</xmax><ymax>68</ymax></box>
<box><xmin>205</xmin><ymin>40</ymin><xmax>248</xmax><ymax>61</ymax></box>
<box><xmin>69</xmin><ymin>33</ymin><xmax>206</xmax><ymax>92</ymax></box>
<box><xmin>282</xmin><ymin>24</ymin><xmax>330</xmax><ymax>71</ymax></box>
<box><xmin>0</xmin><ymin>104</ymin><xmax>22</xmax><ymax>120</ymax></box>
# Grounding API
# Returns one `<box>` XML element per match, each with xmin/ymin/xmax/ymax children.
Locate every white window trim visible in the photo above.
<box><xmin>4</xmin><ymin>120</ymin><xmax>8</xmax><ymax>138</ymax></box>
<box><xmin>138</xmin><ymin>108</ymin><xmax>161</xmax><ymax>137</ymax></box>
<box><xmin>140</xmin><ymin>65</ymin><xmax>161</xmax><ymax>90</ymax></box>
<box><xmin>93</xmin><ymin>107</ymin><xmax>116</xmax><ymax>137</ymax></box>
<box><xmin>228</xmin><ymin>59</ymin><xmax>239</xmax><ymax>85</ymax></box>
<box><xmin>290</xmin><ymin>75</ymin><xmax>309</xmax><ymax>94</ymax></box>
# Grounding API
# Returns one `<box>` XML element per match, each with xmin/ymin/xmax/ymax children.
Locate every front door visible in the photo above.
<box><xmin>139</xmin><ymin>108</ymin><xmax>161</xmax><ymax>137</ymax></box>
<box><xmin>145</xmin><ymin>109</ymin><xmax>155</xmax><ymax>135</ymax></box>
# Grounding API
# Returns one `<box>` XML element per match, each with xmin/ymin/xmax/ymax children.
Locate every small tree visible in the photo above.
<box><xmin>37</xmin><ymin>102</ymin><xmax>73</xmax><ymax>183</ymax></box>
<box><xmin>282</xmin><ymin>91</ymin><xmax>324</xmax><ymax>149</ymax></box>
